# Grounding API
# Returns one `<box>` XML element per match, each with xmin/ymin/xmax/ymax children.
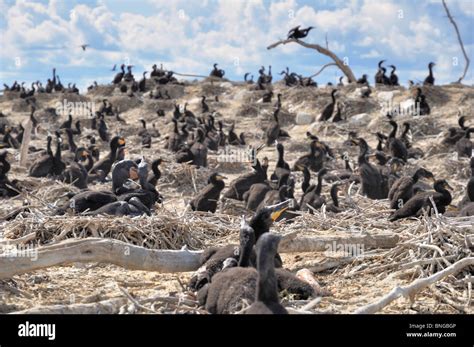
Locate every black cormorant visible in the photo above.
<box><xmin>423</xmin><ymin>62</ymin><xmax>435</xmax><ymax>86</ymax></box>
<box><xmin>190</xmin><ymin>173</ymin><xmax>226</xmax><ymax>213</ymax></box>
<box><xmin>389</xmin><ymin>179</ymin><xmax>452</xmax><ymax>221</ymax></box>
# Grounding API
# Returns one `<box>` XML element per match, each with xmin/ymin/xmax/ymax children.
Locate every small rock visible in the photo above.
<box><xmin>349</xmin><ymin>112</ymin><xmax>370</xmax><ymax>125</ymax></box>
<box><xmin>219</xmin><ymin>82</ymin><xmax>233</xmax><ymax>89</ymax></box>
<box><xmin>296</xmin><ymin>112</ymin><xmax>315</xmax><ymax>125</ymax></box>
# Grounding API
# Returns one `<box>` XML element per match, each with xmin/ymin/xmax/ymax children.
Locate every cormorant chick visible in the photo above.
<box><xmin>389</xmin><ymin>179</ymin><xmax>452</xmax><ymax>221</ymax></box>
<box><xmin>388</xmin><ymin>168</ymin><xmax>434</xmax><ymax>209</ymax></box>
<box><xmin>190</xmin><ymin>173</ymin><xmax>226</xmax><ymax>213</ymax></box>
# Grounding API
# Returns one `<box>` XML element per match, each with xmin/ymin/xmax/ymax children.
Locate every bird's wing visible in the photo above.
<box><xmin>288</xmin><ymin>25</ymin><xmax>300</xmax><ymax>34</ymax></box>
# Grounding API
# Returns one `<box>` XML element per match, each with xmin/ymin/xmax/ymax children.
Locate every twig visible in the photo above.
<box><xmin>442</xmin><ymin>0</ymin><xmax>470</xmax><ymax>83</ymax></box>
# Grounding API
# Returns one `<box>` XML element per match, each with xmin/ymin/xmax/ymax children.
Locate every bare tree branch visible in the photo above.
<box><xmin>267</xmin><ymin>38</ymin><xmax>357</xmax><ymax>83</ymax></box>
<box><xmin>309</xmin><ymin>63</ymin><xmax>337</xmax><ymax>79</ymax></box>
<box><xmin>354</xmin><ymin>257</ymin><xmax>474</xmax><ymax>314</ymax></box>
<box><xmin>442</xmin><ymin>0</ymin><xmax>470</xmax><ymax>84</ymax></box>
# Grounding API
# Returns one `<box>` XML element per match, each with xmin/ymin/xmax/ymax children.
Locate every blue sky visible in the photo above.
<box><xmin>0</xmin><ymin>0</ymin><xmax>473</xmax><ymax>91</ymax></box>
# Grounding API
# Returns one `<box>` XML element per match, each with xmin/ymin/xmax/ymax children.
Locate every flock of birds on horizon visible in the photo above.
<box><xmin>0</xmin><ymin>26</ymin><xmax>473</xmax><ymax>314</ymax></box>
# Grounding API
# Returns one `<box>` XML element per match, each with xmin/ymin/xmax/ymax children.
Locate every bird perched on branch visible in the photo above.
<box><xmin>287</xmin><ymin>26</ymin><xmax>314</xmax><ymax>40</ymax></box>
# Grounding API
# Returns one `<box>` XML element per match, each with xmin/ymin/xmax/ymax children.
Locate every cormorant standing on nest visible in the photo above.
<box><xmin>293</xmin><ymin>141</ymin><xmax>327</xmax><ymax>172</ymax></box>
<box><xmin>355</xmin><ymin>138</ymin><xmax>388</xmax><ymax>199</ymax></box>
<box><xmin>319</xmin><ymin>90</ymin><xmax>337</xmax><ymax>121</ymax></box>
<box><xmin>0</xmin><ymin>151</ymin><xmax>20</xmax><ymax>197</ymax></box>
<box><xmin>98</xmin><ymin>116</ymin><xmax>109</xmax><ymax>142</ymax></box>
<box><xmin>375</xmin><ymin>60</ymin><xmax>389</xmax><ymax>85</ymax></box>
<box><xmin>190</xmin><ymin>173</ymin><xmax>226</xmax><ymax>213</ymax></box>
<box><xmin>123</xmin><ymin>65</ymin><xmax>135</xmax><ymax>82</ymax></box>
<box><xmin>357</xmin><ymin>74</ymin><xmax>369</xmax><ymax>85</ymax></box>
<box><xmin>332</xmin><ymin>102</ymin><xmax>343</xmax><ymax>122</ymax></box>
<box><xmin>265</xmin><ymin>107</ymin><xmax>290</xmax><ymax>145</ymax></box>
<box><xmin>201</xmin><ymin>96</ymin><xmax>209</xmax><ymax>113</ymax></box>
<box><xmin>192</xmin><ymin>217</ymin><xmax>256</xmax><ymax>293</ymax></box>
<box><xmin>270</xmin><ymin>142</ymin><xmax>290</xmax><ymax>182</ymax></box>
<box><xmin>223</xmin><ymin>159</ymin><xmax>268</xmax><ymax>200</ymax></box>
<box><xmin>189</xmin><ymin>201</ymin><xmax>290</xmax><ymax>291</ymax></box>
<box><xmin>256</xmin><ymin>175</ymin><xmax>291</xmax><ymax>212</ymax></box>
<box><xmin>29</xmin><ymin>135</ymin><xmax>54</xmax><ymax>177</ymax></box>
<box><xmin>165</xmin><ymin>119</ymin><xmax>182</xmax><ymax>152</ymax></box>
<box><xmin>117</xmin><ymin>160</ymin><xmax>162</xmax><ymax>209</ymax></box>
<box><xmin>60</xmin><ymin>148</ymin><xmax>92</xmax><ymax>189</ymax></box>
<box><xmin>60</xmin><ymin>113</ymin><xmax>73</xmax><ymax>129</ymax></box>
<box><xmin>210</xmin><ymin>64</ymin><xmax>225</xmax><ymax>78</ymax></box>
<box><xmin>138</xmin><ymin>119</ymin><xmax>152</xmax><ymax>149</ymax></box>
<box><xmin>111</xmin><ymin>159</ymin><xmax>139</xmax><ymax>195</ymax></box>
<box><xmin>244</xmin><ymin>73</ymin><xmax>254</xmax><ymax>84</ymax></box>
<box><xmin>274</xmin><ymin>93</ymin><xmax>282</xmax><ymax>110</ymax></box>
<box><xmin>326</xmin><ymin>183</ymin><xmax>343</xmax><ymax>213</ymax></box>
<box><xmin>388</xmin><ymin>168</ymin><xmax>434</xmax><ymax>209</ymax></box>
<box><xmin>413</xmin><ymin>88</ymin><xmax>428</xmax><ymax>115</ymax></box>
<box><xmin>300</xmin><ymin>168</ymin><xmax>327</xmax><ymax>213</ymax></box>
<box><xmin>148</xmin><ymin>158</ymin><xmax>166</xmax><ymax>186</ymax></box>
<box><xmin>443</xmin><ymin>115</ymin><xmax>468</xmax><ymax>145</ymax></box>
<box><xmin>138</xmin><ymin>71</ymin><xmax>147</xmax><ymax>92</ymax></box>
<box><xmin>287</xmin><ymin>25</ymin><xmax>314</xmax><ymax>40</ymax></box>
<box><xmin>455</xmin><ymin>128</ymin><xmax>474</xmax><ymax>158</ymax></box>
<box><xmin>228</xmin><ymin>123</ymin><xmax>245</xmax><ymax>145</ymax></box>
<box><xmin>190</xmin><ymin>128</ymin><xmax>208</xmax><ymax>167</ymax></box>
<box><xmin>90</xmin><ymin>136</ymin><xmax>125</xmax><ymax>178</ymax></box>
<box><xmin>201</xmin><ymin>210</ymin><xmax>313</xmax><ymax>314</ymax></box>
<box><xmin>468</xmin><ymin>158</ymin><xmax>474</xmax><ymax>202</ymax></box>
<box><xmin>387</xmin><ymin>120</ymin><xmax>408</xmax><ymax>162</ymax></box>
<box><xmin>245</xmin><ymin>233</ymin><xmax>288</xmax><ymax>314</ymax></box>
<box><xmin>389</xmin><ymin>180</ymin><xmax>452</xmax><ymax>221</ymax></box>
<box><xmin>389</xmin><ymin>65</ymin><xmax>399</xmax><ymax>86</ymax></box>
<box><xmin>423</xmin><ymin>62</ymin><xmax>435</xmax><ymax>86</ymax></box>
<box><xmin>244</xmin><ymin>182</ymin><xmax>273</xmax><ymax>212</ymax></box>
<box><xmin>112</xmin><ymin>64</ymin><xmax>125</xmax><ymax>84</ymax></box>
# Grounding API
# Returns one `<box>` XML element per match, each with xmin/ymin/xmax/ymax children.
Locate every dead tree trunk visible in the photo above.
<box><xmin>442</xmin><ymin>0</ymin><xmax>470</xmax><ymax>84</ymax></box>
<box><xmin>267</xmin><ymin>38</ymin><xmax>357</xmax><ymax>83</ymax></box>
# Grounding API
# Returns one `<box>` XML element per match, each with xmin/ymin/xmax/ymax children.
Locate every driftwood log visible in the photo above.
<box><xmin>0</xmin><ymin>232</ymin><xmax>398</xmax><ymax>279</ymax></box>
<box><xmin>11</xmin><ymin>297</ymin><xmax>128</xmax><ymax>314</ymax></box>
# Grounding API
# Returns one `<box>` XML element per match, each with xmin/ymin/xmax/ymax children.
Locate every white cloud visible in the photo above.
<box><xmin>361</xmin><ymin>49</ymin><xmax>381</xmax><ymax>58</ymax></box>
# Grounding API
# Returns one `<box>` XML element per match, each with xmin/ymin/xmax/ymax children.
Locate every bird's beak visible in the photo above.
<box><xmin>351</xmin><ymin>139</ymin><xmax>359</xmax><ymax>145</ymax></box>
<box><xmin>447</xmin><ymin>205</ymin><xmax>458</xmax><ymax>212</ymax></box>
<box><xmin>216</xmin><ymin>175</ymin><xmax>227</xmax><ymax>181</ymax></box>
<box><xmin>118</xmin><ymin>138</ymin><xmax>126</xmax><ymax>146</ymax></box>
<box><xmin>267</xmin><ymin>199</ymin><xmax>292</xmax><ymax>221</ymax></box>
<box><xmin>129</xmin><ymin>167</ymin><xmax>139</xmax><ymax>180</ymax></box>
<box><xmin>444</xmin><ymin>182</ymin><xmax>454</xmax><ymax>190</ymax></box>
<box><xmin>160</xmin><ymin>159</ymin><xmax>168</xmax><ymax>164</ymax></box>
<box><xmin>428</xmin><ymin>176</ymin><xmax>436</xmax><ymax>182</ymax></box>
<box><xmin>295</xmin><ymin>164</ymin><xmax>304</xmax><ymax>170</ymax></box>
